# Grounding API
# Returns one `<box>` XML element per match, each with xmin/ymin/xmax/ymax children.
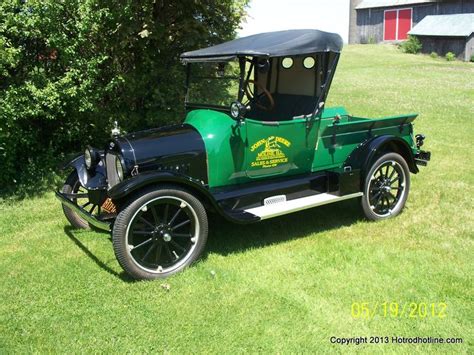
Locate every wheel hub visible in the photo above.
<box><xmin>150</xmin><ymin>224</ymin><xmax>173</xmax><ymax>242</ymax></box>
<box><xmin>163</xmin><ymin>233</ymin><xmax>172</xmax><ymax>242</ymax></box>
<box><xmin>375</xmin><ymin>178</ymin><xmax>392</xmax><ymax>196</ymax></box>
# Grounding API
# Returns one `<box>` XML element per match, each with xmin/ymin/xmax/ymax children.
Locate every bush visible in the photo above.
<box><xmin>0</xmin><ymin>0</ymin><xmax>249</xmax><ymax>196</ymax></box>
<box><xmin>430</xmin><ymin>52</ymin><xmax>438</xmax><ymax>59</ymax></box>
<box><xmin>445</xmin><ymin>52</ymin><xmax>456</xmax><ymax>61</ymax></box>
<box><xmin>470</xmin><ymin>54</ymin><xmax>474</xmax><ymax>62</ymax></box>
<box><xmin>399</xmin><ymin>35</ymin><xmax>422</xmax><ymax>54</ymax></box>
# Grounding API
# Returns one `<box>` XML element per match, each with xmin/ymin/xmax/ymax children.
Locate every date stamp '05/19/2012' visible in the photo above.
<box><xmin>351</xmin><ymin>302</ymin><xmax>447</xmax><ymax>320</ymax></box>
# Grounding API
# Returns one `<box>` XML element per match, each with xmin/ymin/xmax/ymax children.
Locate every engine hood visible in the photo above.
<box><xmin>109</xmin><ymin>123</ymin><xmax>208</xmax><ymax>183</ymax></box>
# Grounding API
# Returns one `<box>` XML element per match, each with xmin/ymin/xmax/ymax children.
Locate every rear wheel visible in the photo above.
<box><xmin>361</xmin><ymin>152</ymin><xmax>410</xmax><ymax>221</ymax></box>
<box><xmin>112</xmin><ymin>186</ymin><xmax>208</xmax><ymax>280</ymax></box>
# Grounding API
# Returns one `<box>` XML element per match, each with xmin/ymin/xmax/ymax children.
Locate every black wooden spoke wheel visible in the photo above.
<box><xmin>113</xmin><ymin>186</ymin><xmax>208</xmax><ymax>280</ymax></box>
<box><xmin>62</xmin><ymin>170</ymin><xmax>100</xmax><ymax>229</ymax></box>
<box><xmin>361</xmin><ymin>152</ymin><xmax>410</xmax><ymax>221</ymax></box>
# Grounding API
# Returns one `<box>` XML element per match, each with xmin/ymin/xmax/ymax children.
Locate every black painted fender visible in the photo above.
<box><xmin>65</xmin><ymin>154</ymin><xmax>108</xmax><ymax>190</ymax></box>
<box><xmin>107</xmin><ymin>171</ymin><xmax>257</xmax><ymax>224</ymax></box>
<box><xmin>107</xmin><ymin>171</ymin><xmax>208</xmax><ymax>200</ymax></box>
<box><xmin>345</xmin><ymin>135</ymin><xmax>418</xmax><ymax>182</ymax></box>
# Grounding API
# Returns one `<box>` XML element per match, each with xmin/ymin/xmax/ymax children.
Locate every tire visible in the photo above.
<box><xmin>112</xmin><ymin>186</ymin><xmax>208</xmax><ymax>280</ymax></box>
<box><xmin>61</xmin><ymin>171</ymin><xmax>90</xmax><ymax>229</ymax></box>
<box><xmin>361</xmin><ymin>152</ymin><xmax>410</xmax><ymax>221</ymax></box>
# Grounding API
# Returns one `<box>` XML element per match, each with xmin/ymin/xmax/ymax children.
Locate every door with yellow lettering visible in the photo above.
<box><xmin>244</xmin><ymin>118</ymin><xmax>318</xmax><ymax>179</ymax></box>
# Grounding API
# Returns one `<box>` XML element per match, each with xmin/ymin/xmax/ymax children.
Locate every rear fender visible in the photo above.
<box><xmin>345</xmin><ymin>135</ymin><xmax>418</xmax><ymax>182</ymax></box>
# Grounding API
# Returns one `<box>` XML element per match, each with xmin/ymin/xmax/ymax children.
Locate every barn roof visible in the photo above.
<box><xmin>180</xmin><ymin>29</ymin><xmax>343</xmax><ymax>62</ymax></box>
<box><xmin>408</xmin><ymin>14</ymin><xmax>474</xmax><ymax>37</ymax></box>
<box><xmin>356</xmin><ymin>0</ymin><xmax>438</xmax><ymax>10</ymax></box>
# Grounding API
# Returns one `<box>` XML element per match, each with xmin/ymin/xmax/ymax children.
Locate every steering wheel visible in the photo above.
<box><xmin>244</xmin><ymin>80</ymin><xmax>275</xmax><ymax>112</ymax></box>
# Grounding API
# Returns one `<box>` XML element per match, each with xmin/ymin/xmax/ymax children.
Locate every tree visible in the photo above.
<box><xmin>0</xmin><ymin>0</ymin><xmax>248</xmax><ymax>194</ymax></box>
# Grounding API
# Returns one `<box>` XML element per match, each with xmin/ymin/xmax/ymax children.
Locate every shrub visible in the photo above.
<box><xmin>470</xmin><ymin>54</ymin><xmax>474</xmax><ymax>62</ymax></box>
<box><xmin>430</xmin><ymin>52</ymin><xmax>438</xmax><ymax>59</ymax></box>
<box><xmin>399</xmin><ymin>36</ymin><xmax>422</xmax><ymax>54</ymax></box>
<box><xmin>445</xmin><ymin>52</ymin><xmax>456</xmax><ymax>61</ymax></box>
<box><xmin>0</xmin><ymin>0</ymin><xmax>249</xmax><ymax>196</ymax></box>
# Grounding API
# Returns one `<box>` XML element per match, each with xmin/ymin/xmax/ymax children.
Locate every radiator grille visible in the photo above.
<box><xmin>106</xmin><ymin>153</ymin><xmax>120</xmax><ymax>189</ymax></box>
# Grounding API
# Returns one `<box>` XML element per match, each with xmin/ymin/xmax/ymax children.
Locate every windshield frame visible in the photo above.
<box><xmin>184</xmin><ymin>58</ymin><xmax>248</xmax><ymax>113</ymax></box>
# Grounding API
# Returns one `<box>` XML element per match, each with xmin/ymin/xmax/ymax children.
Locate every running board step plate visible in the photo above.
<box><xmin>244</xmin><ymin>192</ymin><xmax>363</xmax><ymax>220</ymax></box>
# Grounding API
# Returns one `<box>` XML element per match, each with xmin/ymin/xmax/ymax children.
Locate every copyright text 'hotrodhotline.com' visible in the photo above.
<box><xmin>330</xmin><ymin>336</ymin><xmax>463</xmax><ymax>346</ymax></box>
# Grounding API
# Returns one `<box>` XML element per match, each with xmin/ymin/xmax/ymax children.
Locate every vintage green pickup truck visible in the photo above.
<box><xmin>56</xmin><ymin>29</ymin><xmax>430</xmax><ymax>280</ymax></box>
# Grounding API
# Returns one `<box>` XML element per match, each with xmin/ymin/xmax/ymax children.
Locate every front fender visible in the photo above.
<box><xmin>346</xmin><ymin>135</ymin><xmax>418</xmax><ymax>179</ymax></box>
<box><xmin>108</xmin><ymin>171</ymin><xmax>259</xmax><ymax>224</ymax></box>
<box><xmin>65</xmin><ymin>154</ymin><xmax>107</xmax><ymax>190</ymax></box>
<box><xmin>107</xmin><ymin>171</ymin><xmax>259</xmax><ymax>224</ymax></box>
<box><xmin>107</xmin><ymin>171</ymin><xmax>209</xmax><ymax>201</ymax></box>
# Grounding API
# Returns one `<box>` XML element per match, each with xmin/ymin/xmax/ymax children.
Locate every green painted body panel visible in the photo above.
<box><xmin>243</xmin><ymin>117</ymin><xmax>319</xmax><ymax>179</ymax></box>
<box><xmin>185</xmin><ymin>108</ymin><xmax>417</xmax><ymax>188</ymax></box>
<box><xmin>314</xmin><ymin>113</ymin><xmax>417</xmax><ymax>172</ymax></box>
<box><xmin>185</xmin><ymin>110</ymin><xmax>248</xmax><ymax>187</ymax></box>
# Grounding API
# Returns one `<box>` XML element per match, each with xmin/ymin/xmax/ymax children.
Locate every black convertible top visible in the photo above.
<box><xmin>180</xmin><ymin>29</ymin><xmax>343</xmax><ymax>62</ymax></box>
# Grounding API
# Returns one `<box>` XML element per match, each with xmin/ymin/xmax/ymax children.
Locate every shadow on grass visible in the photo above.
<box><xmin>204</xmin><ymin>198</ymin><xmax>364</xmax><ymax>258</ymax></box>
<box><xmin>63</xmin><ymin>198</ymin><xmax>364</xmax><ymax>281</ymax></box>
<box><xmin>63</xmin><ymin>226</ymin><xmax>136</xmax><ymax>283</ymax></box>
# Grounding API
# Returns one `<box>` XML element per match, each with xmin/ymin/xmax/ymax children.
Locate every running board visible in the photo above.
<box><xmin>244</xmin><ymin>192</ymin><xmax>363</xmax><ymax>220</ymax></box>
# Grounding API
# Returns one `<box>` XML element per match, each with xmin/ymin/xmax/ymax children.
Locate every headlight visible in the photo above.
<box><xmin>115</xmin><ymin>156</ymin><xmax>124</xmax><ymax>182</ymax></box>
<box><xmin>84</xmin><ymin>148</ymin><xmax>92</xmax><ymax>169</ymax></box>
<box><xmin>84</xmin><ymin>146</ymin><xmax>100</xmax><ymax>170</ymax></box>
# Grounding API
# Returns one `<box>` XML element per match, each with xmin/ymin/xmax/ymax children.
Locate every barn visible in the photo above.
<box><xmin>408</xmin><ymin>14</ymin><xmax>474</xmax><ymax>60</ymax></box>
<box><xmin>349</xmin><ymin>0</ymin><xmax>474</xmax><ymax>48</ymax></box>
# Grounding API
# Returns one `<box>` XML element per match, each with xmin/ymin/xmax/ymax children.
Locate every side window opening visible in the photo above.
<box><xmin>281</xmin><ymin>57</ymin><xmax>293</xmax><ymax>69</ymax></box>
<box><xmin>303</xmin><ymin>56</ymin><xmax>316</xmax><ymax>69</ymax></box>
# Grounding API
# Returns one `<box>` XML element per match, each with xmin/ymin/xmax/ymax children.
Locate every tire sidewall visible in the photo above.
<box><xmin>112</xmin><ymin>186</ymin><xmax>208</xmax><ymax>280</ymax></box>
<box><xmin>361</xmin><ymin>152</ymin><xmax>411</xmax><ymax>221</ymax></box>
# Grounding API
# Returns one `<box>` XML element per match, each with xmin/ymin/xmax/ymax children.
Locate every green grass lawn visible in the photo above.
<box><xmin>1</xmin><ymin>45</ymin><xmax>473</xmax><ymax>353</ymax></box>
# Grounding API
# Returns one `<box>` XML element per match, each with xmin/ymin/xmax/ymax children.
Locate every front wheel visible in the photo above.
<box><xmin>112</xmin><ymin>186</ymin><xmax>208</xmax><ymax>280</ymax></box>
<box><xmin>361</xmin><ymin>152</ymin><xmax>410</xmax><ymax>221</ymax></box>
<box><xmin>61</xmin><ymin>171</ymin><xmax>92</xmax><ymax>229</ymax></box>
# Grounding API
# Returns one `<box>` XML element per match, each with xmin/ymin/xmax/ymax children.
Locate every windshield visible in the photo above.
<box><xmin>186</xmin><ymin>60</ymin><xmax>241</xmax><ymax>111</ymax></box>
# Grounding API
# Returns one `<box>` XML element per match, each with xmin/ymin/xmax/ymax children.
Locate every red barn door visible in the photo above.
<box><xmin>397</xmin><ymin>9</ymin><xmax>412</xmax><ymax>40</ymax></box>
<box><xmin>384</xmin><ymin>10</ymin><xmax>397</xmax><ymax>41</ymax></box>
<box><xmin>384</xmin><ymin>8</ymin><xmax>412</xmax><ymax>41</ymax></box>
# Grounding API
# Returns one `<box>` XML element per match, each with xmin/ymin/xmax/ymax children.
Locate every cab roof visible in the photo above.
<box><xmin>180</xmin><ymin>29</ymin><xmax>343</xmax><ymax>63</ymax></box>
